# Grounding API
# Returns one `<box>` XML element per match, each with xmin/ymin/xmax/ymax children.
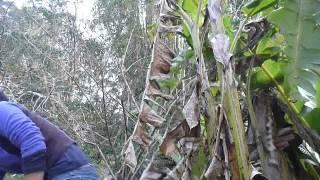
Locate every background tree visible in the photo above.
<box><xmin>1</xmin><ymin>0</ymin><xmax>319</xmax><ymax>179</ymax></box>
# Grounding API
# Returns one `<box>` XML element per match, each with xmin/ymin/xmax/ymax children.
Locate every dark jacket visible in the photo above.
<box><xmin>0</xmin><ymin>101</ymin><xmax>88</xmax><ymax>179</ymax></box>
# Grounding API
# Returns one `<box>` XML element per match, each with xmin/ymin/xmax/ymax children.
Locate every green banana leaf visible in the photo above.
<box><xmin>251</xmin><ymin>59</ymin><xmax>284</xmax><ymax>89</ymax></box>
<box><xmin>242</xmin><ymin>0</ymin><xmax>277</xmax><ymax>16</ymax></box>
<box><xmin>268</xmin><ymin>0</ymin><xmax>320</xmax><ymax>131</ymax></box>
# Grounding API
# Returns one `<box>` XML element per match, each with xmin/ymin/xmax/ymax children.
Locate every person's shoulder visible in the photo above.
<box><xmin>0</xmin><ymin>102</ymin><xmax>15</xmax><ymax>120</ymax></box>
<box><xmin>0</xmin><ymin>101</ymin><xmax>10</xmax><ymax>107</ymax></box>
<box><xmin>0</xmin><ymin>102</ymin><xmax>27</xmax><ymax>124</ymax></box>
<box><xmin>0</xmin><ymin>101</ymin><xmax>20</xmax><ymax>112</ymax></box>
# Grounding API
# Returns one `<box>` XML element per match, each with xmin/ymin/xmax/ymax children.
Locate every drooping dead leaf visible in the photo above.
<box><xmin>140</xmin><ymin>162</ymin><xmax>164</xmax><ymax>180</ymax></box>
<box><xmin>150</xmin><ymin>73</ymin><xmax>171</xmax><ymax>82</ymax></box>
<box><xmin>228</xmin><ymin>144</ymin><xmax>241</xmax><ymax>180</ymax></box>
<box><xmin>204</xmin><ymin>157</ymin><xmax>224</xmax><ymax>179</ymax></box>
<box><xmin>160</xmin><ymin>120</ymin><xmax>190</xmax><ymax>155</ymax></box>
<box><xmin>183</xmin><ymin>88</ymin><xmax>199</xmax><ymax>129</ymax></box>
<box><xmin>273</xmin><ymin>126</ymin><xmax>301</xmax><ymax>150</ymax></box>
<box><xmin>149</xmin><ymin>39</ymin><xmax>174</xmax><ymax>89</ymax></box>
<box><xmin>133</xmin><ymin>122</ymin><xmax>152</xmax><ymax>146</ymax></box>
<box><xmin>149</xmin><ymin>74</ymin><xmax>172</xmax><ymax>90</ymax></box>
<box><xmin>208</xmin><ymin>0</ymin><xmax>231</xmax><ymax>67</ymax></box>
<box><xmin>140</xmin><ymin>103</ymin><xmax>166</xmax><ymax>128</ymax></box>
<box><xmin>159</xmin><ymin>24</ymin><xmax>183</xmax><ymax>34</ymax></box>
<box><xmin>182</xmin><ymin>159</ymin><xmax>192</xmax><ymax>180</ymax></box>
<box><xmin>150</xmin><ymin>37</ymin><xmax>174</xmax><ymax>76</ymax></box>
<box><xmin>208</xmin><ymin>0</ymin><xmax>221</xmax><ymax>23</ymax></box>
<box><xmin>250</xmin><ymin>165</ymin><xmax>268</xmax><ymax>180</ymax></box>
<box><xmin>123</xmin><ymin>140</ymin><xmax>137</xmax><ymax>172</ymax></box>
<box><xmin>181</xmin><ymin>169</ymin><xmax>192</xmax><ymax>180</ymax></box>
<box><xmin>180</xmin><ymin>138</ymin><xmax>199</xmax><ymax>180</ymax></box>
<box><xmin>160</xmin><ymin>137</ymin><xmax>177</xmax><ymax>156</ymax></box>
<box><xmin>146</xmin><ymin>85</ymin><xmax>174</xmax><ymax>100</ymax></box>
<box><xmin>160</xmin><ymin>126</ymin><xmax>200</xmax><ymax>179</ymax></box>
<box><xmin>164</xmin><ymin>157</ymin><xmax>186</xmax><ymax>180</ymax></box>
<box><xmin>179</xmin><ymin>137</ymin><xmax>200</xmax><ymax>155</ymax></box>
<box><xmin>210</xmin><ymin>33</ymin><xmax>231</xmax><ymax>67</ymax></box>
<box><xmin>140</xmin><ymin>154</ymin><xmax>176</xmax><ymax>180</ymax></box>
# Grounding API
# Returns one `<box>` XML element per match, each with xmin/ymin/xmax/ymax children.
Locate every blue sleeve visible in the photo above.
<box><xmin>0</xmin><ymin>102</ymin><xmax>46</xmax><ymax>173</ymax></box>
<box><xmin>0</xmin><ymin>147</ymin><xmax>21</xmax><ymax>172</ymax></box>
<box><xmin>0</xmin><ymin>170</ymin><xmax>5</xmax><ymax>180</ymax></box>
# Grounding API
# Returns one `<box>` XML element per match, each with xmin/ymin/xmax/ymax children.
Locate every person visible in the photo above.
<box><xmin>0</xmin><ymin>90</ymin><xmax>98</xmax><ymax>180</ymax></box>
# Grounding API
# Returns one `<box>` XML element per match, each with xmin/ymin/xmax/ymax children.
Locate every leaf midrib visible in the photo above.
<box><xmin>294</xmin><ymin>0</ymin><xmax>303</xmax><ymax>76</ymax></box>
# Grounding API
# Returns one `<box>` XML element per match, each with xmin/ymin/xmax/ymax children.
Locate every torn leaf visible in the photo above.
<box><xmin>124</xmin><ymin>140</ymin><xmax>137</xmax><ymax>172</ymax></box>
<box><xmin>179</xmin><ymin>137</ymin><xmax>200</xmax><ymax>155</ymax></box>
<box><xmin>180</xmin><ymin>138</ymin><xmax>199</xmax><ymax>180</ymax></box>
<box><xmin>210</xmin><ymin>33</ymin><xmax>231</xmax><ymax>66</ymax></box>
<box><xmin>160</xmin><ymin>137</ymin><xmax>177</xmax><ymax>156</ymax></box>
<box><xmin>160</xmin><ymin>121</ymin><xmax>189</xmax><ymax>155</ymax></box>
<box><xmin>164</xmin><ymin>157</ymin><xmax>186</xmax><ymax>180</ymax></box>
<box><xmin>181</xmin><ymin>169</ymin><xmax>192</xmax><ymax>180</ymax></box>
<box><xmin>250</xmin><ymin>165</ymin><xmax>268</xmax><ymax>180</ymax></box>
<box><xmin>150</xmin><ymin>40</ymin><xmax>174</xmax><ymax>77</ymax></box>
<box><xmin>140</xmin><ymin>103</ymin><xmax>166</xmax><ymax>128</ymax></box>
<box><xmin>140</xmin><ymin>154</ymin><xmax>176</xmax><ymax>180</ymax></box>
<box><xmin>208</xmin><ymin>0</ymin><xmax>221</xmax><ymax>23</ymax></box>
<box><xmin>183</xmin><ymin>88</ymin><xmax>199</xmax><ymax>129</ymax></box>
<box><xmin>140</xmin><ymin>162</ymin><xmax>164</xmax><ymax>180</ymax></box>
<box><xmin>149</xmin><ymin>74</ymin><xmax>172</xmax><ymax>89</ymax></box>
<box><xmin>133</xmin><ymin>122</ymin><xmax>152</xmax><ymax>146</ymax></box>
<box><xmin>146</xmin><ymin>84</ymin><xmax>174</xmax><ymax>100</ymax></box>
<box><xmin>204</xmin><ymin>157</ymin><xmax>224</xmax><ymax>179</ymax></box>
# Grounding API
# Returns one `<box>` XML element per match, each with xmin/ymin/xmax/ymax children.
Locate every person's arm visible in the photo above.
<box><xmin>0</xmin><ymin>147</ymin><xmax>21</xmax><ymax>179</ymax></box>
<box><xmin>0</xmin><ymin>102</ymin><xmax>47</xmax><ymax>179</ymax></box>
<box><xmin>0</xmin><ymin>170</ymin><xmax>6</xmax><ymax>180</ymax></box>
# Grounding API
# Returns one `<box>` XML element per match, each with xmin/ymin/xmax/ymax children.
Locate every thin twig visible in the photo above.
<box><xmin>230</xmin><ymin>16</ymin><xmax>249</xmax><ymax>53</ymax></box>
<box><xmin>82</xmin><ymin>139</ymin><xmax>115</xmax><ymax>179</ymax></box>
<box><xmin>13</xmin><ymin>34</ymin><xmax>121</xmax><ymax>164</ymax></box>
<box><xmin>121</xmin><ymin>99</ymin><xmax>129</xmax><ymax>142</ymax></box>
<box><xmin>101</xmin><ymin>70</ymin><xmax>118</xmax><ymax>162</ymax></box>
<box><xmin>120</xmin><ymin>25</ymin><xmax>140</xmax><ymax>110</ymax></box>
<box><xmin>125</xmin><ymin>57</ymin><xmax>147</xmax><ymax>72</ymax></box>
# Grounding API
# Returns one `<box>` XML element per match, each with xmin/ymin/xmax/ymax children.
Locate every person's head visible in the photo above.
<box><xmin>0</xmin><ymin>89</ymin><xmax>9</xmax><ymax>101</ymax></box>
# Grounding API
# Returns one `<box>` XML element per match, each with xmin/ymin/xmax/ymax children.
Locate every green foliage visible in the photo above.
<box><xmin>269</xmin><ymin>0</ymin><xmax>320</xmax><ymax>100</ymax></box>
<box><xmin>242</xmin><ymin>0</ymin><xmax>277</xmax><ymax>16</ymax></box>
<box><xmin>4</xmin><ymin>174</ymin><xmax>24</xmax><ymax>180</ymax></box>
<box><xmin>304</xmin><ymin>108</ymin><xmax>320</xmax><ymax>131</ymax></box>
<box><xmin>251</xmin><ymin>68</ymin><xmax>270</xmax><ymax>89</ymax></box>
<box><xmin>147</xmin><ymin>23</ymin><xmax>158</xmax><ymax>43</ymax></box>
<box><xmin>172</xmin><ymin>49</ymin><xmax>195</xmax><ymax>64</ymax></box>
<box><xmin>210</xmin><ymin>85</ymin><xmax>219</xmax><ymax>97</ymax></box>
<box><xmin>191</xmin><ymin>145</ymin><xmax>208</xmax><ymax>178</ymax></box>
<box><xmin>251</xmin><ymin>59</ymin><xmax>284</xmax><ymax>89</ymax></box>
<box><xmin>159</xmin><ymin>78</ymin><xmax>179</xmax><ymax>89</ymax></box>
<box><xmin>159</xmin><ymin>49</ymin><xmax>195</xmax><ymax>90</ymax></box>
<box><xmin>256</xmin><ymin>33</ymin><xmax>284</xmax><ymax>57</ymax></box>
<box><xmin>316</xmin><ymin>81</ymin><xmax>320</xmax><ymax>107</ymax></box>
<box><xmin>299</xmin><ymin>158</ymin><xmax>320</xmax><ymax>179</ymax></box>
<box><xmin>177</xmin><ymin>0</ymin><xmax>208</xmax><ymax>27</ymax></box>
<box><xmin>176</xmin><ymin>0</ymin><xmax>208</xmax><ymax>48</ymax></box>
<box><xmin>223</xmin><ymin>16</ymin><xmax>235</xmax><ymax>43</ymax></box>
<box><xmin>268</xmin><ymin>0</ymin><xmax>320</xmax><ymax>131</ymax></box>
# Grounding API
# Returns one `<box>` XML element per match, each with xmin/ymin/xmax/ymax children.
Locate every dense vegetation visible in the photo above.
<box><xmin>0</xmin><ymin>0</ymin><xmax>319</xmax><ymax>179</ymax></box>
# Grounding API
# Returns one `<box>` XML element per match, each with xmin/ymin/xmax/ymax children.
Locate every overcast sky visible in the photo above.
<box><xmin>13</xmin><ymin>0</ymin><xmax>95</xmax><ymax>22</ymax></box>
<box><xmin>11</xmin><ymin>0</ymin><xmax>97</xmax><ymax>38</ymax></box>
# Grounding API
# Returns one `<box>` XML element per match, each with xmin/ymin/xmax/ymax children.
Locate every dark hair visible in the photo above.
<box><xmin>0</xmin><ymin>90</ymin><xmax>9</xmax><ymax>101</ymax></box>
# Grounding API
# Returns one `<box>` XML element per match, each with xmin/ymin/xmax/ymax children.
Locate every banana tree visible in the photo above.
<box><xmin>119</xmin><ymin>0</ymin><xmax>320</xmax><ymax>179</ymax></box>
